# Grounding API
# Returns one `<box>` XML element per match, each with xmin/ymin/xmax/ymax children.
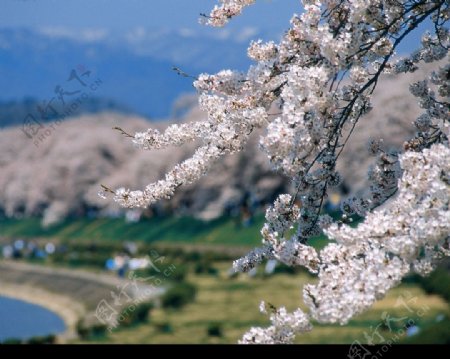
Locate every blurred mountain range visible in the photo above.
<box><xmin>0</xmin><ymin>27</ymin><xmax>258</xmax><ymax>121</ymax></box>
<box><xmin>0</xmin><ymin>97</ymin><xmax>133</xmax><ymax>128</ymax></box>
<box><xmin>0</xmin><ymin>59</ymin><xmax>445</xmax><ymax>225</ymax></box>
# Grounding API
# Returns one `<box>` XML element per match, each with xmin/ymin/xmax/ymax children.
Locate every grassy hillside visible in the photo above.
<box><xmin>0</xmin><ymin>216</ymin><xmax>328</xmax><ymax>249</ymax></box>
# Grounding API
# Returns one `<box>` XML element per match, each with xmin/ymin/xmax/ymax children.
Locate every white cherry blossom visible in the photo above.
<box><xmin>104</xmin><ymin>0</ymin><xmax>450</xmax><ymax>344</ymax></box>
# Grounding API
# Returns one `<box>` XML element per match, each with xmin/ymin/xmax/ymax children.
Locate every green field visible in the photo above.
<box><xmin>77</xmin><ymin>263</ymin><xmax>450</xmax><ymax>344</ymax></box>
<box><xmin>1</xmin><ymin>216</ymin><xmax>449</xmax><ymax>344</ymax></box>
<box><xmin>0</xmin><ymin>216</ymin><xmax>329</xmax><ymax>249</ymax></box>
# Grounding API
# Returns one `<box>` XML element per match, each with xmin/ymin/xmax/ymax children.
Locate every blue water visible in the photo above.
<box><xmin>0</xmin><ymin>296</ymin><xmax>66</xmax><ymax>341</ymax></box>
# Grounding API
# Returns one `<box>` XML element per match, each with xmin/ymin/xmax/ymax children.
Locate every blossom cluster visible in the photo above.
<box><xmin>240</xmin><ymin>302</ymin><xmax>312</xmax><ymax>344</ymax></box>
<box><xmin>234</xmin><ymin>144</ymin><xmax>449</xmax><ymax>342</ymax></box>
<box><xmin>200</xmin><ymin>0</ymin><xmax>256</xmax><ymax>27</ymax></box>
<box><xmin>313</xmin><ymin>144</ymin><xmax>450</xmax><ymax>324</ymax></box>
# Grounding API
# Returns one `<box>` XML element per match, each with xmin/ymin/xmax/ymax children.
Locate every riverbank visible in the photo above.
<box><xmin>0</xmin><ymin>260</ymin><xmax>160</xmax><ymax>343</ymax></box>
<box><xmin>0</xmin><ymin>283</ymin><xmax>85</xmax><ymax>342</ymax></box>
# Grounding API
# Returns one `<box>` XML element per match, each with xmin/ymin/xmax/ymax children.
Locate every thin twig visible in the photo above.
<box><xmin>101</xmin><ymin>184</ymin><xmax>116</xmax><ymax>195</ymax></box>
<box><xmin>113</xmin><ymin>126</ymin><xmax>134</xmax><ymax>138</ymax></box>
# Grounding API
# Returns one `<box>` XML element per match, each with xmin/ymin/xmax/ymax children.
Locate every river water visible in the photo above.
<box><xmin>0</xmin><ymin>296</ymin><xmax>66</xmax><ymax>341</ymax></box>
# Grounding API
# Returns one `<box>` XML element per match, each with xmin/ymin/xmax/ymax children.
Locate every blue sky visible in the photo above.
<box><xmin>0</xmin><ymin>0</ymin><xmax>300</xmax><ymax>36</ymax></box>
<box><xmin>0</xmin><ymin>0</ymin><xmax>435</xmax><ymax>118</ymax></box>
<box><xmin>0</xmin><ymin>0</ymin><xmax>432</xmax><ymax>52</ymax></box>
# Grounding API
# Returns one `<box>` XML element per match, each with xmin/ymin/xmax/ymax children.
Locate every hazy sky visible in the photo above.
<box><xmin>0</xmin><ymin>0</ymin><xmax>434</xmax><ymax>54</ymax></box>
<box><xmin>0</xmin><ymin>0</ymin><xmax>299</xmax><ymax>35</ymax></box>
